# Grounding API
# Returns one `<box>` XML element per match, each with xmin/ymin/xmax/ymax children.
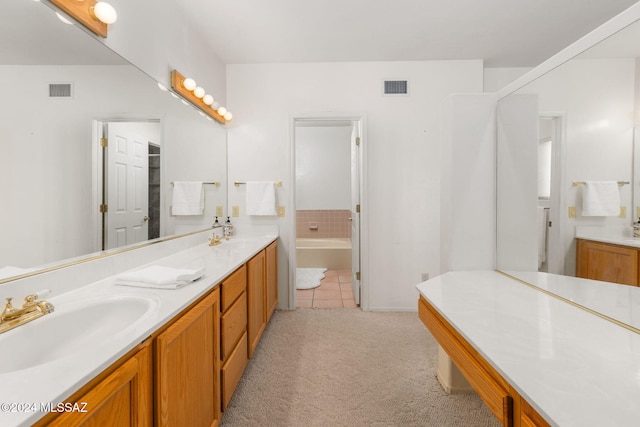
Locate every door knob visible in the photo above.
<box><xmin>143</xmin><ymin>216</ymin><xmax>150</xmax><ymax>222</ymax></box>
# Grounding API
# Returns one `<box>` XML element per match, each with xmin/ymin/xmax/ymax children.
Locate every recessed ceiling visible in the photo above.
<box><xmin>176</xmin><ymin>0</ymin><xmax>640</xmax><ymax>67</ymax></box>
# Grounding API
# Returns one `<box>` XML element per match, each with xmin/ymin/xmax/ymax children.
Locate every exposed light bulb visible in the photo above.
<box><xmin>217</xmin><ymin>107</ymin><xmax>227</xmax><ymax>116</ymax></box>
<box><xmin>212</xmin><ymin>102</ymin><xmax>220</xmax><ymax>110</ymax></box>
<box><xmin>93</xmin><ymin>2</ymin><xmax>117</xmax><ymax>25</ymax></box>
<box><xmin>183</xmin><ymin>78</ymin><xmax>196</xmax><ymax>91</ymax></box>
<box><xmin>193</xmin><ymin>87</ymin><xmax>205</xmax><ymax>98</ymax></box>
<box><xmin>203</xmin><ymin>94</ymin><xmax>214</xmax><ymax>105</ymax></box>
<box><xmin>223</xmin><ymin>112</ymin><xmax>233</xmax><ymax>121</ymax></box>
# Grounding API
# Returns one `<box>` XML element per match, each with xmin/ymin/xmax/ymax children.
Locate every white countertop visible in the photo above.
<box><xmin>417</xmin><ymin>271</ymin><xmax>640</xmax><ymax>427</ymax></box>
<box><xmin>0</xmin><ymin>232</ymin><xmax>277</xmax><ymax>427</ymax></box>
<box><xmin>575</xmin><ymin>225</ymin><xmax>640</xmax><ymax>248</ymax></box>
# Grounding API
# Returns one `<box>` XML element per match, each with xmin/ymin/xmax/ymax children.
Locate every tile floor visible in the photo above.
<box><xmin>296</xmin><ymin>269</ymin><xmax>358</xmax><ymax>308</ymax></box>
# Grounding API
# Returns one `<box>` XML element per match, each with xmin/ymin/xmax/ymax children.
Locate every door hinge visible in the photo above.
<box><xmin>99</xmin><ymin>204</ymin><xmax>108</xmax><ymax>213</ymax></box>
<box><xmin>355</xmin><ymin>137</ymin><xmax>361</xmax><ymax>146</ymax></box>
<box><xmin>356</xmin><ymin>272</ymin><xmax>361</xmax><ymax>281</ymax></box>
<box><xmin>355</xmin><ymin>204</ymin><xmax>360</xmax><ymax>213</ymax></box>
<box><xmin>100</xmin><ymin>138</ymin><xmax>108</xmax><ymax>147</ymax></box>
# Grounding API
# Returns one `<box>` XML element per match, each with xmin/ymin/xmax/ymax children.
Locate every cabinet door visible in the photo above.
<box><xmin>156</xmin><ymin>289</ymin><xmax>220</xmax><ymax>427</ymax></box>
<box><xmin>576</xmin><ymin>239</ymin><xmax>639</xmax><ymax>286</ymax></box>
<box><xmin>46</xmin><ymin>343</ymin><xmax>152</xmax><ymax>427</ymax></box>
<box><xmin>266</xmin><ymin>241</ymin><xmax>278</xmax><ymax>321</ymax></box>
<box><xmin>247</xmin><ymin>250</ymin><xmax>266</xmax><ymax>358</ymax></box>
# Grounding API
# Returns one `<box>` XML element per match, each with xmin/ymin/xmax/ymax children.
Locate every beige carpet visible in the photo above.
<box><xmin>221</xmin><ymin>309</ymin><xmax>501</xmax><ymax>426</ymax></box>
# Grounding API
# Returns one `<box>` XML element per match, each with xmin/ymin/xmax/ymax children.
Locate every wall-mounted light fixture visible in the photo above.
<box><xmin>170</xmin><ymin>70</ymin><xmax>232</xmax><ymax>125</ymax></box>
<box><xmin>49</xmin><ymin>0</ymin><xmax>117</xmax><ymax>38</ymax></box>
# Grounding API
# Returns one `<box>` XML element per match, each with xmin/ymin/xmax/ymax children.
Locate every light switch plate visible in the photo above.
<box><xmin>232</xmin><ymin>206</ymin><xmax>240</xmax><ymax>217</ymax></box>
<box><xmin>619</xmin><ymin>206</ymin><xmax>626</xmax><ymax>218</ymax></box>
<box><xmin>277</xmin><ymin>206</ymin><xmax>285</xmax><ymax>217</ymax></box>
<box><xmin>568</xmin><ymin>206</ymin><xmax>576</xmax><ymax>218</ymax></box>
<box><xmin>215</xmin><ymin>206</ymin><xmax>223</xmax><ymax>217</ymax></box>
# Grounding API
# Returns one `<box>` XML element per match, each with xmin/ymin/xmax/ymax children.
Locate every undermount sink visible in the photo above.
<box><xmin>0</xmin><ymin>294</ymin><xmax>159</xmax><ymax>374</ymax></box>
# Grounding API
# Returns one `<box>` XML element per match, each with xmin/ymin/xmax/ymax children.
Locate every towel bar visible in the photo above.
<box><xmin>572</xmin><ymin>181</ymin><xmax>629</xmax><ymax>187</ymax></box>
<box><xmin>234</xmin><ymin>181</ymin><xmax>282</xmax><ymax>187</ymax></box>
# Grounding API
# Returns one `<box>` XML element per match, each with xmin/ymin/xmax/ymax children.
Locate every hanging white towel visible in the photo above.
<box><xmin>172</xmin><ymin>181</ymin><xmax>204</xmax><ymax>215</ymax></box>
<box><xmin>246</xmin><ymin>181</ymin><xmax>278</xmax><ymax>215</ymax></box>
<box><xmin>115</xmin><ymin>266</ymin><xmax>205</xmax><ymax>289</ymax></box>
<box><xmin>582</xmin><ymin>181</ymin><xmax>620</xmax><ymax>216</ymax></box>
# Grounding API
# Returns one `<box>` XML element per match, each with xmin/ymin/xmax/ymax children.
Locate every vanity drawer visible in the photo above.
<box><xmin>221</xmin><ymin>292</ymin><xmax>247</xmax><ymax>361</ymax></box>
<box><xmin>419</xmin><ymin>296</ymin><xmax>512</xmax><ymax>426</ymax></box>
<box><xmin>221</xmin><ymin>332</ymin><xmax>249</xmax><ymax>411</ymax></box>
<box><xmin>221</xmin><ymin>265</ymin><xmax>247</xmax><ymax>312</ymax></box>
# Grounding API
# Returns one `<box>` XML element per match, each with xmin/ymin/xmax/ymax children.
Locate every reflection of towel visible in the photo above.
<box><xmin>172</xmin><ymin>182</ymin><xmax>204</xmax><ymax>215</ymax></box>
<box><xmin>115</xmin><ymin>266</ymin><xmax>205</xmax><ymax>289</ymax></box>
<box><xmin>582</xmin><ymin>181</ymin><xmax>620</xmax><ymax>216</ymax></box>
<box><xmin>538</xmin><ymin>207</ymin><xmax>548</xmax><ymax>268</ymax></box>
<box><xmin>246</xmin><ymin>181</ymin><xmax>277</xmax><ymax>215</ymax></box>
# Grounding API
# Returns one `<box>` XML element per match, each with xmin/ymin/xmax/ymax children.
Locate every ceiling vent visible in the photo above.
<box><xmin>383</xmin><ymin>80</ymin><xmax>408</xmax><ymax>96</ymax></box>
<box><xmin>48</xmin><ymin>83</ymin><xmax>73</xmax><ymax>99</ymax></box>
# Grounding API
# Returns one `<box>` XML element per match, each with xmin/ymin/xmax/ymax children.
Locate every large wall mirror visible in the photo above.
<box><xmin>497</xmin><ymin>13</ymin><xmax>640</xmax><ymax>328</ymax></box>
<box><xmin>0</xmin><ymin>0</ymin><xmax>227</xmax><ymax>283</ymax></box>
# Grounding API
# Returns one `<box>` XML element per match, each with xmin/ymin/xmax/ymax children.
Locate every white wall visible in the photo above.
<box><xmin>227</xmin><ymin>60</ymin><xmax>483</xmax><ymax>311</ymax></box>
<box><xmin>295</xmin><ymin>126</ymin><xmax>351</xmax><ymax>210</ymax></box>
<box><xmin>484</xmin><ymin>67</ymin><xmax>532</xmax><ymax>92</ymax></box>
<box><xmin>508</xmin><ymin>58</ymin><xmax>635</xmax><ymax>275</ymax></box>
<box><xmin>441</xmin><ymin>94</ymin><xmax>497</xmax><ymax>272</ymax></box>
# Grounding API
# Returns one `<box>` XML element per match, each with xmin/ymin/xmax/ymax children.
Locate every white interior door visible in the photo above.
<box><xmin>350</xmin><ymin>122</ymin><xmax>361</xmax><ymax>304</ymax></box>
<box><xmin>105</xmin><ymin>122</ymin><xmax>149</xmax><ymax>249</ymax></box>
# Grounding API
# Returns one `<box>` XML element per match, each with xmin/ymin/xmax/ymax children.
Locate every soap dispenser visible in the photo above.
<box><xmin>634</xmin><ymin>217</ymin><xmax>640</xmax><ymax>238</ymax></box>
<box><xmin>224</xmin><ymin>217</ymin><xmax>234</xmax><ymax>237</ymax></box>
<box><xmin>212</xmin><ymin>216</ymin><xmax>221</xmax><ymax>229</ymax></box>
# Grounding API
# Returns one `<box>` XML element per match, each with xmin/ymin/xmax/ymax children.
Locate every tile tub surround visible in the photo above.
<box><xmin>0</xmin><ymin>232</ymin><xmax>277</xmax><ymax>427</ymax></box>
<box><xmin>296</xmin><ymin>210</ymin><xmax>352</xmax><ymax>238</ymax></box>
<box><xmin>417</xmin><ymin>271</ymin><xmax>640</xmax><ymax>426</ymax></box>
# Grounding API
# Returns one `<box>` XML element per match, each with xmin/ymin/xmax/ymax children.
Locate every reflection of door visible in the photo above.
<box><xmin>350</xmin><ymin>123</ymin><xmax>361</xmax><ymax>304</ymax></box>
<box><xmin>104</xmin><ymin>122</ymin><xmax>149</xmax><ymax>249</ymax></box>
<box><xmin>538</xmin><ymin>114</ymin><xmax>564</xmax><ymax>274</ymax></box>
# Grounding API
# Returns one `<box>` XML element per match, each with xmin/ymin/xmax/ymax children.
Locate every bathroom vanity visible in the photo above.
<box><xmin>575</xmin><ymin>228</ymin><xmax>640</xmax><ymax>286</ymax></box>
<box><xmin>0</xmin><ymin>231</ymin><xmax>277</xmax><ymax>427</ymax></box>
<box><xmin>417</xmin><ymin>270</ymin><xmax>640</xmax><ymax>427</ymax></box>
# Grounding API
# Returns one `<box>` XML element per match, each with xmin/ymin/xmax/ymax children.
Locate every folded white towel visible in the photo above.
<box><xmin>115</xmin><ymin>266</ymin><xmax>205</xmax><ymax>290</ymax></box>
<box><xmin>582</xmin><ymin>181</ymin><xmax>620</xmax><ymax>216</ymax></box>
<box><xmin>537</xmin><ymin>207</ymin><xmax>548</xmax><ymax>268</ymax></box>
<box><xmin>246</xmin><ymin>181</ymin><xmax>278</xmax><ymax>216</ymax></box>
<box><xmin>172</xmin><ymin>182</ymin><xmax>204</xmax><ymax>215</ymax></box>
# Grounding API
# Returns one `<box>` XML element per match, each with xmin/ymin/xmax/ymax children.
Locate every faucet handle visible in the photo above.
<box><xmin>1</xmin><ymin>298</ymin><xmax>16</xmax><ymax>320</ymax></box>
<box><xmin>24</xmin><ymin>289</ymin><xmax>51</xmax><ymax>305</ymax></box>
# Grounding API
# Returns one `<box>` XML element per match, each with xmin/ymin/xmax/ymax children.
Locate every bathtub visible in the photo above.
<box><xmin>296</xmin><ymin>238</ymin><xmax>352</xmax><ymax>270</ymax></box>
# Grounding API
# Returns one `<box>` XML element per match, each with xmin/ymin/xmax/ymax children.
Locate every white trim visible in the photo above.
<box><xmin>289</xmin><ymin>112</ymin><xmax>369</xmax><ymax>311</ymax></box>
<box><xmin>498</xmin><ymin>3</ymin><xmax>640</xmax><ymax>99</ymax></box>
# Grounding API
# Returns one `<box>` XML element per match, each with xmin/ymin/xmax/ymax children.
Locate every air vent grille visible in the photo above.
<box><xmin>49</xmin><ymin>83</ymin><xmax>72</xmax><ymax>98</ymax></box>
<box><xmin>383</xmin><ymin>80</ymin><xmax>408</xmax><ymax>95</ymax></box>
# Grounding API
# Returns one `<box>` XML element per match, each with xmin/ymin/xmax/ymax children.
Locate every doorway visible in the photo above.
<box><xmin>291</xmin><ymin>116</ymin><xmax>364</xmax><ymax>309</ymax></box>
<box><xmin>94</xmin><ymin>120</ymin><xmax>162</xmax><ymax>251</ymax></box>
<box><xmin>537</xmin><ymin>114</ymin><xmax>564</xmax><ymax>274</ymax></box>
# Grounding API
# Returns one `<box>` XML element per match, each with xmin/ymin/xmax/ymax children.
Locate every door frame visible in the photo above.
<box><xmin>539</xmin><ymin>111</ymin><xmax>566</xmax><ymax>275</ymax></box>
<box><xmin>91</xmin><ymin>117</ymin><xmax>163</xmax><ymax>252</ymax></box>
<box><xmin>288</xmin><ymin>113</ymin><xmax>368</xmax><ymax>310</ymax></box>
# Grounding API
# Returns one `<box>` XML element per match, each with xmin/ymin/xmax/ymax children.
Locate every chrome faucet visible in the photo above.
<box><xmin>0</xmin><ymin>290</ymin><xmax>55</xmax><ymax>334</ymax></box>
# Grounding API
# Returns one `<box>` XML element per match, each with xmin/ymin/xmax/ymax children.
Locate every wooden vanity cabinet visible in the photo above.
<box><xmin>247</xmin><ymin>249</ymin><xmax>267</xmax><ymax>359</ymax></box>
<box><xmin>38</xmin><ymin>341</ymin><xmax>153</xmax><ymax>427</ymax></box>
<box><xmin>576</xmin><ymin>239</ymin><xmax>639</xmax><ymax>286</ymax></box>
<box><xmin>155</xmin><ymin>288</ymin><xmax>221</xmax><ymax>427</ymax></box>
<box><xmin>266</xmin><ymin>241</ymin><xmax>278</xmax><ymax>321</ymax></box>
<box><xmin>418</xmin><ymin>295</ymin><xmax>550</xmax><ymax>427</ymax></box>
<box><xmin>220</xmin><ymin>265</ymin><xmax>249</xmax><ymax>411</ymax></box>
